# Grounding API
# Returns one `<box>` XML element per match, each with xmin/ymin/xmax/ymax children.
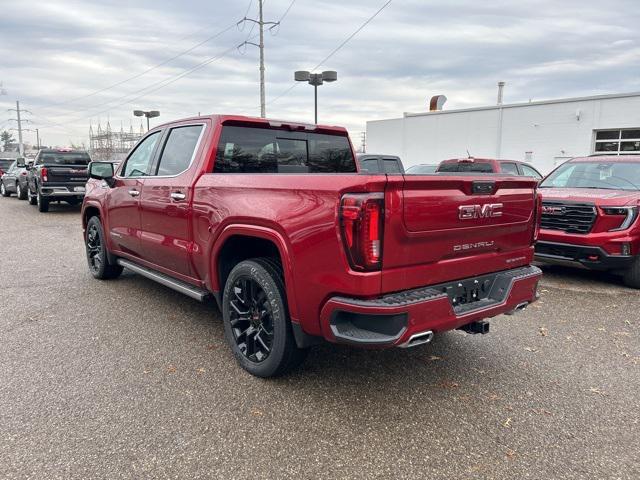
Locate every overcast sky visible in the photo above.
<box><xmin>1</xmin><ymin>0</ymin><xmax>639</xmax><ymax>147</ymax></box>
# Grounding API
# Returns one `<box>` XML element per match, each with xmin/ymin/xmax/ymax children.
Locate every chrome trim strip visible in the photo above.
<box><xmin>116</xmin><ymin>259</ymin><xmax>208</xmax><ymax>301</ymax></box>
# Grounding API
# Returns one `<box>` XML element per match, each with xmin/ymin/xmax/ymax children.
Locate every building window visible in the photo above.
<box><xmin>593</xmin><ymin>129</ymin><xmax>640</xmax><ymax>155</ymax></box>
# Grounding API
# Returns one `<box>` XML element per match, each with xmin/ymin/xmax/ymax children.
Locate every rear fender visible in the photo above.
<box><xmin>210</xmin><ymin>224</ymin><xmax>299</xmax><ymax>320</ymax></box>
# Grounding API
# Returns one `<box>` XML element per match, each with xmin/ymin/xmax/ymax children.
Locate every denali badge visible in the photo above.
<box><xmin>454</xmin><ymin>241</ymin><xmax>495</xmax><ymax>252</ymax></box>
<box><xmin>458</xmin><ymin>203</ymin><xmax>503</xmax><ymax>220</ymax></box>
<box><xmin>542</xmin><ymin>205</ymin><xmax>565</xmax><ymax>215</ymax></box>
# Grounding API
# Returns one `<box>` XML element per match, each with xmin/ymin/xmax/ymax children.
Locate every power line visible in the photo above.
<box><xmin>268</xmin><ymin>0</ymin><xmax>393</xmax><ymax>106</ymax></box>
<box><xmin>38</xmin><ymin>22</ymin><xmax>238</xmax><ymax>113</ymax></box>
<box><xmin>36</xmin><ymin>37</ymin><xmax>256</xmax><ymax>130</ymax></box>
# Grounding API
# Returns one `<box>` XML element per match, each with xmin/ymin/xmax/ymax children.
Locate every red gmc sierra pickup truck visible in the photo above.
<box><xmin>535</xmin><ymin>155</ymin><xmax>640</xmax><ymax>288</ymax></box>
<box><xmin>82</xmin><ymin>114</ymin><xmax>542</xmax><ymax>377</ymax></box>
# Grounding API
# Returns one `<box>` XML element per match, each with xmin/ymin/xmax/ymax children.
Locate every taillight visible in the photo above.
<box><xmin>533</xmin><ymin>191</ymin><xmax>542</xmax><ymax>242</ymax></box>
<box><xmin>340</xmin><ymin>193</ymin><xmax>384</xmax><ymax>271</ymax></box>
<box><xmin>41</xmin><ymin>167</ymin><xmax>48</xmax><ymax>182</ymax></box>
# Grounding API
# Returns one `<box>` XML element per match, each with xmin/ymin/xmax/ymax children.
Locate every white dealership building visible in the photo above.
<box><xmin>366</xmin><ymin>90</ymin><xmax>640</xmax><ymax>174</ymax></box>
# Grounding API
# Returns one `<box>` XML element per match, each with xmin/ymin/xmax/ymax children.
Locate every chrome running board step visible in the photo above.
<box><xmin>117</xmin><ymin>258</ymin><xmax>210</xmax><ymax>302</ymax></box>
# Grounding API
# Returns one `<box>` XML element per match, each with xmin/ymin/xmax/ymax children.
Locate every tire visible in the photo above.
<box><xmin>36</xmin><ymin>190</ymin><xmax>49</xmax><ymax>212</ymax></box>
<box><xmin>0</xmin><ymin>182</ymin><xmax>9</xmax><ymax>197</ymax></box>
<box><xmin>85</xmin><ymin>216</ymin><xmax>123</xmax><ymax>280</ymax></box>
<box><xmin>28</xmin><ymin>186</ymin><xmax>37</xmax><ymax>205</ymax></box>
<box><xmin>623</xmin><ymin>256</ymin><xmax>640</xmax><ymax>289</ymax></box>
<box><xmin>16</xmin><ymin>183</ymin><xmax>27</xmax><ymax>200</ymax></box>
<box><xmin>222</xmin><ymin>257</ymin><xmax>308</xmax><ymax>377</ymax></box>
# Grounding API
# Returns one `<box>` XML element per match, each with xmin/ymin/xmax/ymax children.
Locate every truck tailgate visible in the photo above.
<box><xmin>382</xmin><ymin>175</ymin><xmax>537</xmax><ymax>291</ymax></box>
<box><xmin>46</xmin><ymin>165</ymin><xmax>89</xmax><ymax>183</ymax></box>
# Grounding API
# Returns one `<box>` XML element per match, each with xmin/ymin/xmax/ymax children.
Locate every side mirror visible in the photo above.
<box><xmin>89</xmin><ymin>161</ymin><xmax>115</xmax><ymax>187</ymax></box>
<box><xmin>17</xmin><ymin>158</ymin><xmax>26</xmax><ymax>168</ymax></box>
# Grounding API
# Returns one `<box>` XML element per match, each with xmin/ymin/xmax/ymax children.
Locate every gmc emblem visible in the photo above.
<box><xmin>458</xmin><ymin>203</ymin><xmax>503</xmax><ymax>220</ymax></box>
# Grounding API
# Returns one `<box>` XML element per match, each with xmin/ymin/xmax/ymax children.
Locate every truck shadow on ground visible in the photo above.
<box><xmin>537</xmin><ymin>263</ymin><xmax>631</xmax><ymax>290</ymax></box>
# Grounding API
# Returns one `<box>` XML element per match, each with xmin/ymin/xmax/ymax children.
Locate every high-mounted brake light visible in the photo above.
<box><xmin>340</xmin><ymin>193</ymin><xmax>384</xmax><ymax>271</ymax></box>
<box><xmin>41</xmin><ymin>167</ymin><xmax>48</xmax><ymax>182</ymax></box>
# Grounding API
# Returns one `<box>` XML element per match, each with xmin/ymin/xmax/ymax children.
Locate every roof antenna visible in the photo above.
<box><xmin>466</xmin><ymin>149</ymin><xmax>472</xmax><ymax>158</ymax></box>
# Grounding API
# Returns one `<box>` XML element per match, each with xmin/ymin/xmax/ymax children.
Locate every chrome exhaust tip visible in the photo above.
<box><xmin>505</xmin><ymin>301</ymin><xmax>529</xmax><ymax>315</ymax></box>
<box><xmin>399</xmin><ymin>330</ymin><xmax>434</xmax><ymax>348</ymax></box>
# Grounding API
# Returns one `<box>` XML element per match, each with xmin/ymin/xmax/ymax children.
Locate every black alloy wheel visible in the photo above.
<box><xmin>85</xmin><ymin>216</ymin><xmax>122</xmax><ymax>280</ymax></box>
<box><xmin>0</xmin><ymin>182</ymin><xmax>9</xmax><ymax>197</ymax></box>
<box><xmin>222</xmin><ymin>258</ymin><xmax>308</xmax><ymax>377</ymax></box>
<box><xmin>229</xmin><ymin>275</ymin><xmax>275</xmax><ymax>363</ymax></box>
<box><xmin>86</xmin><ymin>222</ymin><xmax>103</xmax><ymax>275</ymax></box>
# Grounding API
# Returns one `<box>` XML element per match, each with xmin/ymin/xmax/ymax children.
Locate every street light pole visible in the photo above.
<box><xmin>294</xmin><ymin>71</ymin><xmax>338</xmax><ymax>124</ymax></box>
<box><xmin>133</xmin><ymin>110</ymin><xmax>160</xmax><ymax>131</ymax></box>
<box><xmin>314</xmin><ymin>84</ymin><xmax>318</xmax><ymax>124</ymax></box>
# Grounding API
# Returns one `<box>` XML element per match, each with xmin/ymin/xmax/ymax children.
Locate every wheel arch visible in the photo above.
<box><xmin>211</xmin><ymin>225</ymin><xmax>299</xmax><ymax>320</ymax></box>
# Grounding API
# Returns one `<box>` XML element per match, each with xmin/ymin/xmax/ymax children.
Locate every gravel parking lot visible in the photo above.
<box><xmin>0</xmin><ymin>198</ymin><xmax>638</xmax><ymax>480</ymax></box>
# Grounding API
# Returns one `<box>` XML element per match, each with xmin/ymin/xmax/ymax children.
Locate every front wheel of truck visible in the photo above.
<box><xmin>85</xmin><ymin>216</ymin><xmax>123</xmax><ymax>280</ymax></box>
<box><xmin>222</xmin><ymin>258</ymin><xmax>308</xmax><ymax>378</ymax></box>
<box><xmin>623</xmin><ymin>256</ymin><xmax>640</xmax><ymax>289</ymax></box>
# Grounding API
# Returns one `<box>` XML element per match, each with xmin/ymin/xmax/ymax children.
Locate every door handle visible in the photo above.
<box><xmin>128</xmin><ymin>189</ymin><xmax>140</xmax><ymax>197</ymax></box>
<box><xmin>170</xmin><ymin>192</ymin><xmax>186</xmax><ymax>201</ymax></box>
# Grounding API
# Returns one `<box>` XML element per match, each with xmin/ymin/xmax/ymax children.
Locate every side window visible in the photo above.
<box><xmin>501</xmin><ymin>162</ymin><xmax>519</xmax><ymax>175</ymax></box>
<box><xmin>122</xmin><ymin>132</ymin><xmax>161</xmax><ymax>178</ymax></box>
<box><xmin>383</xmin><ymin>158</ymin><xmax>402</xmax><ymax>174</ymax></box>
<box><xmin>155</xmin><ymin>125</ymin><xmax>204</xmax><ymax>176</ymax></box>
<box><xmin>521</xmin><ymin>164</ymin><xmax>542</xmax><ymax>179</ymax></box>
<box><xmin>361</xmin><ymin>159</ymin><xmax>380</xmax><ymax>173</ymax></box>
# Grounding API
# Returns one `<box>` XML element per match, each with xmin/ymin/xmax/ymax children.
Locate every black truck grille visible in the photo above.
<box><xmin>540</xmin><ymin>201</ymin><xmax>596</xmax><ymax>234</ymax></box>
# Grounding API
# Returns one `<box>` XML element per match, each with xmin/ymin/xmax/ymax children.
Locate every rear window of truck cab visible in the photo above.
<box><xmin>38</xmin><ymin>151</ymin><xmax>91</xmax><ymax>166</ymax></box>
<box><xmin>213</xmin><ymin>126</ymin><xmax>356</xmax><ymax>173</ymax></box>
<box><xmin>437</xmin><ymin>161</ymin><xmax>494</xmax><ymax>173</ymax></box>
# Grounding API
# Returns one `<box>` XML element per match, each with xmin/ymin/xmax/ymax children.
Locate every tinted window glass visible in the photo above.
<box><xmin>383</xmin><ymin>158</ymin><xmax>402</xmax><ymax>173</ymax></box>
<box><xmin>437</xmin><ymin>162</ymin><xmax>494</xmax><ymax>173</ymax></box>
<box><xmin>156</xmin><ymin>125</ymin><xmax>203</xmax><ymax>176</ymax></box>
<box><xmin>596</xmin><ymin>130</ymin><xmax>619</xmax><ymax>140</ymax></box>
<box><xmin>123</xmin><ymin>132</ymin><xmax>160</xmax><ymax>178</ymax></box>
<box><xmin>621</xmin><ymin>129</ymin><xmax>640</xmax><ymax>139</ymax></box>
<box><xmin>361</xmin><ymin>159</ymin><xmax>380</xmax><ymax>173</ymax></box>
<box><xmin>521</xmin><ymin>164</ymin><xmax>542</xmax><ymax>179</ymax></box>
<box><xmin>214</xmin><ymin>126</ymin><xmax>356</xmax><ymax>173</ymax></box>
<box><xmin>39</xmin><ymin>151</ymin><xmax>91</xmax><ymax>165</ymax></box>
<box><xmin>500</xmin><ymin>162</ymin><xmax>519</xmax><ymax>175</ymax></box>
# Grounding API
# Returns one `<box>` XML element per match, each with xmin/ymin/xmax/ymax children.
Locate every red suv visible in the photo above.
<box><xmin>437</xmin><ymin>158</ymin><xmax>543</xmax><ymax>179</ymax></box>
<box><xmin>535</xmin><ymin>155</ymin><xmax>640</xmax><ymax>288</ymax></box>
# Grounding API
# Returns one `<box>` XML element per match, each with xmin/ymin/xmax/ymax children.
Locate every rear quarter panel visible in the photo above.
<box><xmin>191</xmin><ymin>174</ymin><xmax>388</xmax><ymax>336</ymax></box>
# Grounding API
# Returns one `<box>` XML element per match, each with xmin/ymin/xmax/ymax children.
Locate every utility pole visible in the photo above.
<box><xmin>35</xmin><ymin>128</ymin><xmax>40</xmax><ymax>150</ymax></box>
<box><xmin>8</xmin><ymin>101</ymin><xmax>30</xmax><ymax>156</ymax></box>
<box><xmin>360</xmin><ymin>132</ymin><xmax>367</xmax><ymax>153</ymax></box>
<box><xmin>258</xmin><ymin>0</ymin><xmax>265</xmax><ymax>118</ymax></box>
<box><xmin>238</xmin><ymin>1</ymin><xmax>279</xmax><ymax>118</ymax></box>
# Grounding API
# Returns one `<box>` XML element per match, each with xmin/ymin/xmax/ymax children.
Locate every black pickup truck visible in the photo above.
<box><xmin>27</xmin><ymin>149</ymin><xmax>91</xmax><ymax>212</ymax></box>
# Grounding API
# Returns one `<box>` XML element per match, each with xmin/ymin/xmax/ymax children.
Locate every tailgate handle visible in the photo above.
<box><xmin>472</xmin><ymin>181</ymin><xmax>495</xmax><ymax>195</ymax></box>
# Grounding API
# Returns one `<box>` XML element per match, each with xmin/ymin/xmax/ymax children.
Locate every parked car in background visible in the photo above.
<box><xmin>0</xmin><ymin>158</ymin><xmax>29</xmax><ymax>199</ymax></box>
<box><xmin>26</xmin><ymin>149</ymin><xmax>91</xmax><ymax>212</ymax></box>
<box><xmin>405</xmin><ymin>164</ymin><xmax>438</xmax><ymax>174</ymax></box>
<box><xmin>82</xmin><ymin>114</ymin><xmax>541</xmax><ymax>377</ymax></box>
<box><xmin>0</xmin><ymin>158</ymin><xmax>14</xmax><ymax>177</ymax></box>
<box><xmin>437</xmin><ymin>158</ymin><xmax>543</xmax><ymax>179</ymax></box>
<box><xmin>535</xmin><ymin>155</ymin><xmax>640</xmax><ymax>288</ymax></box>
<box><xmin>357</xmin><ymin>154</ymin><xmax>404</xmax><ymax>174</ymax></box>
